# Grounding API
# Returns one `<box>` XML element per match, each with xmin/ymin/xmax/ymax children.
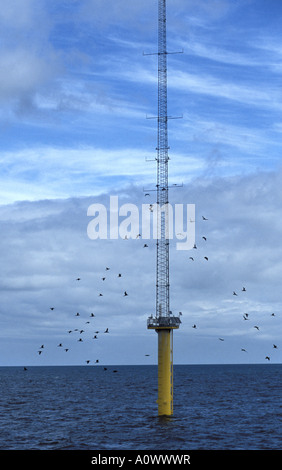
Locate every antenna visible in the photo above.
<box><xmin>147</xmin><ymin>0</ymin><xmax>181</xmax><ymax>416</ymax></box>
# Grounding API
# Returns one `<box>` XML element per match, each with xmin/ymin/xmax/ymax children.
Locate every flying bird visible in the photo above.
<box><xmin>202</xmin><ymin>216</ymin><xmax>208</xmax><ymax>220</ymax></box>
<box><xmin>204</xmin><ymin>257</ymin><xmax>208</xmax><ymax>261</ymax></box>
<box><xmin>273</xmin><ymin>344</ymin><xmax>278</xmax><ymax>349</ymax></box>
<box><xmin>50</xmin><ymin>307</ymin><xmax>55</xmax><ymax>311</ymax></box>
<box><xmin>124</xmin><ymin>291</ymin><xmax>128</xmax><ymax>296</ymax></box>
<box><xmin>242</xmin><ymin>287</ymin><xmax>246</xmax><ymax>292</ymax></box>
<box><xmin>241</xmin><ymin>348</ymin><xmax>247</xmax><ymax>352</ymax></box>
<box><xmin>265</xmin><ymin>356</ymin><xmax>270</xmax><ymax>361</ymax></box>
<box><xmin>189</xmin><ymin>257</ymin><xmax>194</xmax><ymax>261</ymax></box>
<box><xmin>192</xmin><ymin>324</ymin><xmax>197</xmax><ymax>329</ymax></box>
<box><xmin>202</xmin><ymin>236</ymin><xmax>207</xmax><ymax>241</ymax></box>
<box><xmin>218</xmin><ymin>338</ymin><xmax>224</xmax><ymax>341</ymax></box>
<box><xmin>233</xmin><ymin>291</ymin><xmax>238</xmax><ymax>296</ymax></box>
<box><xmin>254</xmin><ymin>326</ymin><xmax>260</xmax><ymax>330</ymax></box>
<box><xmin>76</xmin><ymin>278</ymin><xmax>81</xmax><ymax>281</ymax></box>
<box><xmin>104</xmin><ymin>328</ymin><xmax>109</xmax><ymax>333</ymax></box>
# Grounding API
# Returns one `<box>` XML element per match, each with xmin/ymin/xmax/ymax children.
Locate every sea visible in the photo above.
<box><xmin>0</xmin><ymin>363</ymin><xmax>281</xmax><ymax>453</ymax></box>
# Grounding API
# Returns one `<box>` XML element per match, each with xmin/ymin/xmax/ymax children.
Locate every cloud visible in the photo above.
<box><xmin>1</xmin><ymin>169</ymin><xmax>282</xmax><ymax>365</ymax></box>
<box><xmin>0</xmin><ymin>145</ymin><xmax>203</xmax><ymax>204</ymax></box>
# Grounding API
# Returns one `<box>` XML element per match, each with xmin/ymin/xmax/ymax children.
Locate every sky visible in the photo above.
<box><xmin>1</xmin><ymin>0</ymin><xmax>282</xmax><ymax>366</ymax></box>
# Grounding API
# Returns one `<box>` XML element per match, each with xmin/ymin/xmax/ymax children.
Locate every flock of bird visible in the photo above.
<box><xmin>34</xmin><ymin>267</ymin><xmax>132</xmax><ymax>369</ymax></box>
<box><xmin>188</xmin><ymin>216</ymin><xmax>279</xmax><ymax>362</ymax></box>
<box><xmin>31</xmin><ymin>203</ymin><xmax>279</xmax><ymax>368</ymax></box>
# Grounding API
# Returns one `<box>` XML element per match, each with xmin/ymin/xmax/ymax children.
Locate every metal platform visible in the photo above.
<box><xmin>147</xmin><ymin>315</ymin><xmax>181</xmax><ymax>330</ymax></box>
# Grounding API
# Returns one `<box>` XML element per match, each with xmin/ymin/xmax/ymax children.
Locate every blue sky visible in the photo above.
<box><xmin>1</xmin><ymin>0</ymin><xmax>282</xmax><ymax>366</ymax></box>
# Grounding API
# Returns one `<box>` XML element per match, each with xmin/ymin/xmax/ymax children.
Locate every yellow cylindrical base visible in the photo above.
<box><xmin>157</xmin><ymin>329</ymin><xmax>173</xmax><ymax>416</ymax></box>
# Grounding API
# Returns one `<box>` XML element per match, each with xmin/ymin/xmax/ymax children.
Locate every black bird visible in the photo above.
<box><xmin>202</xmin><ymin>236</ymin><xmax>207</xmax><ymax>241</ymax></box>
<box><xmin>273</xmin><ymin>344</ymin><xmax>278</xmax><ymax>349</ymax></box>
<box><xmin>102</xmin><ymin>277</ymin><xmax>106</xmax><ymax>281</ymax></box>
<box><xmin>65</xmin><ymin>349</ymin><xmax>69</xmax><ymax>352</ymax></box>
<box><xmin>145</xmin><ymin>354</ymin><xmax>150</xmax><ymax>356</ymax></box>
<box><xmin>78</xmin><ymin>338</ymin><xmax>83</xmax><ymax>342</ymax></box>
<box><xmin>254</xmin><ymin>326</ymin><xmax>260</xmax><ymax>330</ymax></box>
<box><xmin>233</xmin><ymin>291</ymin><xmax>238</xmax><ymax>296</ymax></box>
<box><xmin>241</xmin><ymin>348</ymin><xmax>247</xmax><ymax>352</ymax></box>
<box><xmin>90</xmin><ymin>313</ymin><xmax>95</xmax><ymax>317</ymax></box>
<box><xmin>243</xmin><ymin>315</ymin><xmax>249</xmax><ymax>321</ymax></box>
<box><xmin>75</xmin><ymin>312</ymin><xmax>80</xmax><ymax>316</ymax></box>
<box><xmin>57</xmin><ymin>343</ymin><xmax>63</xmax><ymax>347</ymax></box>
<box><xmin>143</xmin><ymin>244</ymin><xmax>148</xmax><ymax>248</ymax></box>
<box><xmin>38</xmin><ymin>350</ymin><xmax>42</xmax><ymax>355</ymax></box>
<box><xmin>106</xmin><ymin>267</ymin><xmax>110</xmax><ymax>270</ymax></box>
<box><xmin>271</xmin><ymin>313</ymin><xmax>275</xmax><ymax>317</ymax></box>
<box><xmin>99</xmin><ymin>293</ymin><xmax>103</xmax><ymax>297</ymax></box>
<box><xmin>76</xmin><ymin>278</ymin><xmax>81</xmax><ymax>281</ymax></box>
<box><xmin>95</xmin><ymin>359</ymin><xmax>99</xmax><ymax>363</ymax></box>
<box><xmin>265</xmin><ymin>356</ymin><xmax>270</xmax><ymax>361</ymax></box>
<box><xmin>124</xmin><ymin>291</ymin><xmax>128</xmax><ymax>296</ymax></box>
<box><xmin>93</xmin><ymin>335</ymin><xmax>98</xmax><ymax>339</ymax></box>
<box><xmin>118</xmin><ymin>273</ymin><xmax>122</xmax><ymax>277</ymax></box>
<box><xmin>218</xmin><ymin>338</ymin><xmax>224</xmax><ymax>341</ymax></box>
<box><xmin>204</xmin><ymin>257</ymin><xmax>208</xmax><ymax>261</ymax></box>
<box><xmin>192</xmin><ymin>324</ymin><xmax>197</xmax><ymax>329</ymax></box>
<box><xmin>86</xmin><ymin>360</ymin><xmax>90</xmax><ymax>364</ymax></box>
<box><xmin>50</xmin><ymin>307</ymin><xmax>55</xmax><ymax>310</ymax></box>
<box><xmin>24</xmin><ymin>367</ymin><xmax>28</xmax><ymax>371</ymax></box>
<box><xmin>202</xmin><ymin>216</ymin><xmax>208</xmax><ymax>220</ymax></box>
<box><xmin>104</xmin><ymin>328</ymin><xmax>109</xmax><ymax>333</ymax></box>
<box><xmin>242</xmin><ymin>287</ymin><xmax>246</xmax><ymax>292</ymax></box>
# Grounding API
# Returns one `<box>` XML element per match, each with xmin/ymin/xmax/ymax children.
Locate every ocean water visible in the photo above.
<box><xmin>0</xmin><ymin>363</ymin><xmax>281</xmax><ymax>450</ymax></box>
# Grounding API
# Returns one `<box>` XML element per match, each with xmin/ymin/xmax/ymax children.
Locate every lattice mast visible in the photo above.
<box><xmin>147</xmin><ymin>0</ymin><xmax>181</xmax><ymax>417</ymax></box>
<box><xmin>156</xmin><ymin>0</ymin><xmax>170</xmax><ymax>319</ymax></box>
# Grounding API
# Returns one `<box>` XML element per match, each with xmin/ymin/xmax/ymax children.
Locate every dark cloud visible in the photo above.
<box><xmin>1</xmin><ymin>169</ymin><xmax>282</xmax><ymax>365</ymax></box>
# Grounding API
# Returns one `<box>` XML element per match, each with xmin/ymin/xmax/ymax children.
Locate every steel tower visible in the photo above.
<box><xmin>147</xmin><ymin>0</ymin><xmax>181</xmax><ymax>416</ymax></box>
